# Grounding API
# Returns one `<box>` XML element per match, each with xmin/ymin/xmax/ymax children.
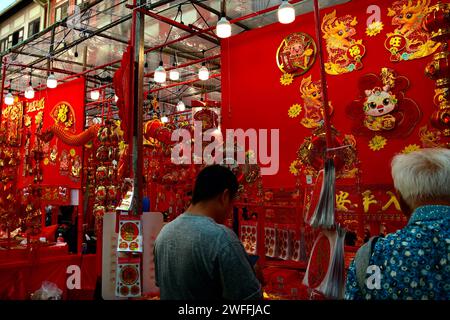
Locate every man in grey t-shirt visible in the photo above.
<box><xmin>154</xmin><ymin>165</ymin><xmax>262</xmax><ymax>300</ymax></box>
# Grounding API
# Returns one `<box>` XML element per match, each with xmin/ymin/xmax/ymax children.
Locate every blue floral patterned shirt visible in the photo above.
<box><xmin>345</xmin><ymin>205</ymin><xmax>450</xmax><ymax>300</ymax></box>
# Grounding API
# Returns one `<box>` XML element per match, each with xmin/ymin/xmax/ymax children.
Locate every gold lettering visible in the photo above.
<box><xmin>336</xmin><ymin>191</ymin><xmax>352</xmax><ymax>212</ymax></box>
<box><xmin>362</xmin><ymin>190</ymin><xmax>378</xmax><ymax>213</ymax></box>
<box><xmin>382</xmin><ymin>191</ymin><xmax>401</xmax><ymax>211</ymax></box>
<box><xmin>26</xmin><ymin>97</ymin><xmax>45</xmax><ymax>113</ymax></box>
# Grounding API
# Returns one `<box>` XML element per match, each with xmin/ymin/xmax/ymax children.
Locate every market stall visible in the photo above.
<box><xmin>0</xmin><ymin>0</ymin><xmax>448</xmax><ymax>300</ymax></box>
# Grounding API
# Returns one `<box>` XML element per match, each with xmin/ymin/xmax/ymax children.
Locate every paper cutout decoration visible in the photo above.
<box><xmin>321</xmin><ymin>10</ymin><xmax>366</xmax><ymax>75</ymax></box>
<box><xmin>264</xmin><ymin>225</ymin><xmax>277</xmax><ymax>258</ymax></box>
<box><xmin>402</xmin><ymin>144</ymin><xmax>421</xmax><ymax>154</ymax></box>
<box><xmin>369</xmin><ymin>135</ymin><xmax>388</xmax><ymax>151</ymax></box>
<box><xmin>366</xmin><ymin>21</ymin><xmax>384</xmax><ymax>37</ymax></box>
<box><xmin>291</xmin><ymin>76</ymin><xmax>333</xmax><ymax>129</ymax></box>
<box><xmin>240</xmin><ymin>222</ymin><xmax>258</xmax><ymax>255</ymax></box>
<box><xmin>290</xmin><ymin>230</ymin><xmax>301</xmax><ymax>262</ymax></box>
<box><xmin>347</xmin><ymin>68</ymin><xmax>422</xmax><ymax>139</ymax></box>
<box><xmin>59</xmin><ymin>150</ymin><xmax>69</xmax><ymax>176</ymax></box>
<box><xmin>276</xmin><ymin>227</ymin><xmax>291</xmax><ymax>261</ymax></box>
<box><xmin>116</xmin><ymin>257</ymin><xmax>141</xmax><ymax>298</ymax></box>
<box><xmin>0</xmin><ymin>100</ymin><xmax>23</xmax><ymax>146</ymax></box>
<box><xmin>385</xmin><ymin>0</ymin><xmax>440</xmax><ymax>62</ymax></box>
<box><xmin>277</xmin><ymin>32</ymin><xmax>317</xmax><ymax>82</ymax></box>
<box><xmin>50</xmin><ymin>101</ymin><xmax>76</xmax><ymax>132</ymax></box>
<box><xmin>117</xmin><ymin>216</ymin><xmax>142</xmax><ymax>253</ymax></box>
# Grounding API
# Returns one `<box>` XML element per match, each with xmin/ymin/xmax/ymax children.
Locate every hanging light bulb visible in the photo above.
<box><xmin>161</xmin><ymin>115</ymin><xmax>169</xmax><ymax>123</ymax></box>
<box><xmin>278</xmin><ymin>0</ymin><xmax>295</xmax><ymax>24</ymax></box>
<box><xmin>24</xmin><ymin>82</ymin><xmax>35</xmax><ymax>100</ymax></box>
<box><xmin>91</xmin><ymin>89</ymin><xmax>100</xmax><ymax>100</ymax></box>
<box><xmin>114</xmin><ymin>94</ymin><xmax>119</xmax><ymax>103</ymax></box>
<box><xmin>216</xmin><ymin>17</ymin><xmax>231</xmax><ymax>38</ymax></box>
<box><xmin>154</xmin><ymin>61</ymin><xmax>166</xmax><ymax>83</ymax></box>
<box><xmin>176</xmin><ymin>100</ymin><xmax>186</xmax><ymax>112</ymax></box>
<box><xmin>198</xmin><ymin>62</ymin><xmax>210</xmax><ymax>81</ymax></box>
<box><xmin>169</xmin><ymin>63</ymin><xmax>180</xmax><ymax>81</ymax></box>
<box><xmin>47</xmin><ymin>73</ymin><xmax>58</xmax><ymax>89</ymax></box>
<box><xmin>4</xmin><ymin>91</ymin><xmax>14</xmax><ymax>105</ymax></box>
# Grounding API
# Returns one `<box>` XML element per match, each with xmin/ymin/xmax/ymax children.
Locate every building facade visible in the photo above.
<box><xmin>0</xmin><ymin>0</ymin><xmax>47</xmax><ymax>53</ymax></box>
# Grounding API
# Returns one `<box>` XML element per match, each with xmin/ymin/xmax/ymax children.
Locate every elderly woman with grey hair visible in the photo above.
<box><xmin>345</xmin><ymin>148</ymin><xmax>450</xmax><ymax>300</ymax></box>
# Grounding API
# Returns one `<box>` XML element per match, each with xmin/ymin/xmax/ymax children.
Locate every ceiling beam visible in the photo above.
<box><xmin>133</xmin><ymin>6</ymin><xmax>220</xmax><ymax>46</ymax></box>
<box><xmin>189</xmin><ymin>0</ymin><xmax>250</xmax><ymax>31</ymax></box>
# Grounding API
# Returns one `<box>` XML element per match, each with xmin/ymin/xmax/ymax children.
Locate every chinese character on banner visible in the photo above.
<box><xmin>382</xmin><ymin>191</ymin><xmax>401</xmax><ymax>211</ymax></box>
<box><xmin>336</xmin><ymin>191</ymin><xmax>352</xmax><ymax>212</ymax></box>
<box><xmin>362</xmin><ymin>190</ymin><xmax>378</xmax><ymax>213</ymax></box>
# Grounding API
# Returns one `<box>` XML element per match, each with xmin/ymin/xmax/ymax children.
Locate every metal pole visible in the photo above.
<box><xmin>145</xmin><ymin>73</ymin><xmax>220</xmax><ymax>95</ymax></box>
<box><xmin>144</xmin><ymin>54</ymin><xmax>220</xmax><ymax>78</ymax></box>
<box><xmin>47</xmin><ymin>26</ymin><xmax>56</xmax><ymax>77</ymax></box>
<box><xmin>313</xmin><ymin>0</ymin><xmax>333</xmax><ymax>149</ymax></box>
<box><xmin>131</xmin><ymin>0</ymin><xmax>145</xmax><ymax>216</ymax></box>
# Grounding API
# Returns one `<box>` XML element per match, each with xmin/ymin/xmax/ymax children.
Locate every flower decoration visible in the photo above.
<box><xmin>366</xmin><ymin>21</ymin><xmax>384</xmax><ymax>37</ymax></box>
<box><xmin>369</xmin><ymin>135</ymin><xmax>387</xmax><ymax>151</ymax></box>
<box><xmin>280</xmin><ymin>73</ymin><xmax>294</xmax><ymax>86</ymax></box>
<box><xmin>43</xmin><ymin>158</ymin><xmax>49</xmax><ymax>166</ymax></box>
<box><xmin>289</xmin><ymin>160</ymin><xmax>302</xmax><ymax>176</ymax></box>
<box><xmin>402</xmin><ymin>144</ymin><xmax>420</xmax><ymax>154</ymax></box>
<box><xmin>288</xmin><ymin>104</ymin><xmax>302</xmax><ymax>118</ymax></box>
<box><xmin>70</xmin><ymin>149</ymin><xmax>76</xmax><ymax>157</ymax></box>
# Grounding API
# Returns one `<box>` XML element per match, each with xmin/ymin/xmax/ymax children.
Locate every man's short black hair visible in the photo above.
<box><xmin>192</xmin><ymin>165</ymin><xmax>239</xmax><ymax>205</ymax></box>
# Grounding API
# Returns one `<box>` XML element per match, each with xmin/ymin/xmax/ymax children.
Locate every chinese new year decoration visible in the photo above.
<box><xmin>292</xmin><ymin>76</ymin><xmax>333</xmax><ymax>129</ymax></box>
<box><xmin>277</xmin><ymin>32</ymin><xmax>317</xmax><ymax>83</ymax></box>
<box><xmin>423</xmin><ymin>1</ymin><xmax>450</xmax><ymax>136</ymax></box>
<box><xmin>385</xmin><ymin>0</ymin><xmax>440</xmax><ymax>62</ymax></box>
<box><xmin>346</xmin><ymin>68</ymin><xmax>422</xmax><ymax>139</ymax></box>
<box><xmin>321</xmin><ymin>10</ymin><xmax>366</xmax><ymax>75</ymax></box>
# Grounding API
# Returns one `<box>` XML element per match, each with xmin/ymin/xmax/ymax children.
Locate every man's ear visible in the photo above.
<box><xmin>222</xmin><ymin>189</ymin><xmax>230</xmax><ymax>204</ymax></box>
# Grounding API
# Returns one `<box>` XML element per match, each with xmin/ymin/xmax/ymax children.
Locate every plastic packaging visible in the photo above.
<box><xmin>30</xmin><ymin>281</ymin><xmax>63</xmax><ymax>300</ymax></box>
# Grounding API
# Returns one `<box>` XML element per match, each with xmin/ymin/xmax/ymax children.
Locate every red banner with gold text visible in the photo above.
<box><xmin>17</xmin><ymin>78</ymin><xmax>85</xmax><ymax>190</ymax></box>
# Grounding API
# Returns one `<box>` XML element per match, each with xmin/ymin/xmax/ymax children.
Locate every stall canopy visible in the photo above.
<box><xmin>0</xmin><ymin>0</ymin><xmax>350</xmax><ymax>122</ymax></box>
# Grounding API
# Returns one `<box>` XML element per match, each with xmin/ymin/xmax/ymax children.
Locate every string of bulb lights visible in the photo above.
<box><xmin>3</xmin><ymin>1</ymin><xmax>296</xmax><ymax>107</ymax></box>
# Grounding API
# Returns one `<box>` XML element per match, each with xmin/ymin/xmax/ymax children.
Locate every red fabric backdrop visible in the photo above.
<box><xmin>0</xmin><ymin>249</ymin><xmax>97</xmax><ymax>300</ymax></box>
<box><xmin>221</xmin><ymin>0</ymin><xmax>443</xmax><ymax>189</ymax></box>
<box><xmin>17</xmin><ymin>78</ymin><xmax>85</xmax><ymax>189</ymax></box>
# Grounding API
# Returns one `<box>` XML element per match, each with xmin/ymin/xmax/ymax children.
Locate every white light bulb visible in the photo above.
<box><xmin>216</xmin><ymin>17</ymin><xmax>232</xmax><ymax>38</ymax></box>
<box><xmin>114</xmin><ymin>95</ymin><xmax>119</xmax><ymax>103</ymax></box>
<box><xmin>169</xmin><ymin>69</ymin><xmax>180</xmax><ymax>81</ymax></box>
<box><xmin>47</xmin><ymin>73</ymin><xmax>58</xmax><ymax>89</ymax></box>
<box><xmin>24</xmin><ymin>86</ymin><xmax>35</xmax><ymax>99</ymax></box>
<box><xmin>91</xmin><ymin>90</ymin><xmax>100</xmax><ymax>100</ymax></box>
<box><xmin>278</xmin><ymin>0</ymin><xmax>295</xmax><ymax>24</ymax></box>
<box><xmin>4</xmin><ymin>92</ymin><xmax>14</xmax><ymax>105</ymax></box>
<box><xmin>176</xmin><ymin>100</ymin><xmax>186</xmax><ymax>112</ymax></box>
<box><xmin>161</xmin><ymin>115</ymin><xmax>169</xmax><ymax>123</ymax></box>
<box><xmin>198</xmin><ymin>65</ymin><xmax>210</xmax><ymax>81</ymax></box>
<box><xmin>154</xmin><ymin>65</ymin><xmax>166</xmax><ymax>83</ymax></box>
